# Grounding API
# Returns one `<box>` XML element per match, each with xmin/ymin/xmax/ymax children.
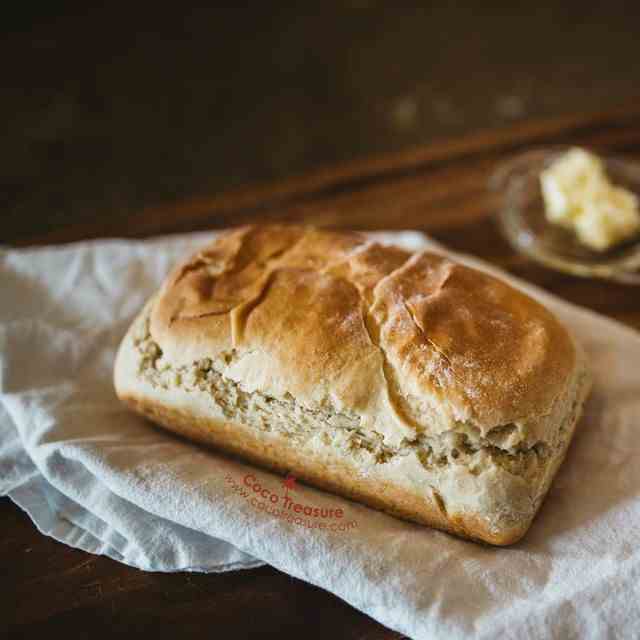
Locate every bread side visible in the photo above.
<box><xmin>115</xmin><ymin>300</ymin><xmax>591</xmax><ymax>545</ymax></box>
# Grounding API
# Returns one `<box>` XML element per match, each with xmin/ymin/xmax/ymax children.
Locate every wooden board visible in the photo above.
<box><xmin>4</xmin><ymin>103</ymin><xmax>640</xmax><ymax>639</ymax></box>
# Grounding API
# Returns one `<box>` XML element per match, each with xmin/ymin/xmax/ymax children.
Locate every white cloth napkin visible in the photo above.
<box><xmin>2</xmin><ymin>231</ymin><xmax>640</xmax><ymax>640</ymax></box>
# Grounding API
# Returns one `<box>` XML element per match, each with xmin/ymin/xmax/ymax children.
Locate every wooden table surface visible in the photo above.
<box><xmin>4</xmin><ymin>103</ymin><xmax>640</xmax><ymax>639</ymax></box>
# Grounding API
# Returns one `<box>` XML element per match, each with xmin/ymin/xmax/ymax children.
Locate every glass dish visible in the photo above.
<box><xmin>490</xmin><ymin>147</ymin><xmax>640</xmax><ymax>284</ymax></box>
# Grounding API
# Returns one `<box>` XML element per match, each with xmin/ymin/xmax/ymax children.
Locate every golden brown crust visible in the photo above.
<box><xmin>150</xmin><ymin>224</ymin><xmax>577</xmax><ymax>440</ymax></box>
<box><xmin>372</xmin><ymin>250</ymin><xmax>576</xmax><ymax>429</ymax></box>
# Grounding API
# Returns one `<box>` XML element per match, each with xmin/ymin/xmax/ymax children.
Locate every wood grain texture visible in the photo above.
<box><xmin>3</xmin><ymin>103</ymin><xmax>640</xmax><ymax>639</ymax></box>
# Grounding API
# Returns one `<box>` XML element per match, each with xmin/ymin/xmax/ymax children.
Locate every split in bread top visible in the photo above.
<box><xmin>149</xmin><ymin>224</ymin><xmax>576</xmax><ymax>450</ymax></box>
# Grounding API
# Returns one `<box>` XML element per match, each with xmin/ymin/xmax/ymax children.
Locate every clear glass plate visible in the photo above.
<box><xmin>490</xmin><ymin>147</ymin><xmax>640</xmax><ymax>284</ymax></box>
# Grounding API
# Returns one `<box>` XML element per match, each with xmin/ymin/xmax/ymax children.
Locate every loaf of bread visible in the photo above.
<box><xmin>114</xmin><ymin>225</ymin><xmax>591</xmax><ymax>545</ymax></box>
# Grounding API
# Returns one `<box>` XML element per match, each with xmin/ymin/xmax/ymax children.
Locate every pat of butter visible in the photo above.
<box><xmin>540</xmin><ymin>148</ymin><xmax>640</xmax><ymax>251</ymax></box>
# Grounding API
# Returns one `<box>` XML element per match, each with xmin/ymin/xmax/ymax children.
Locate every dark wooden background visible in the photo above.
<box><xmin>4</xmin><ymin>2</ymin><xmax>640</xmax><ymax>244</ymax></box>
<box><xmin>3</xmin><ymin>4</ymin><xmax>640</xmax><ymax>639</ymax></box>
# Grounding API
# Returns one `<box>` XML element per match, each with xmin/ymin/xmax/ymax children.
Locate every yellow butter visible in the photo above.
<box><xmin>540</xmin><ymin>148</ymin><xmax>640</xmax><ymax>251</ymax></box>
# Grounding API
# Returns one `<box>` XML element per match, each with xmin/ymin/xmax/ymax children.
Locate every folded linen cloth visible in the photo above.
<box><xmin>2</xmin><ymin>231</ymin><xmax>639</xmax><ymax>639</ymax></box>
